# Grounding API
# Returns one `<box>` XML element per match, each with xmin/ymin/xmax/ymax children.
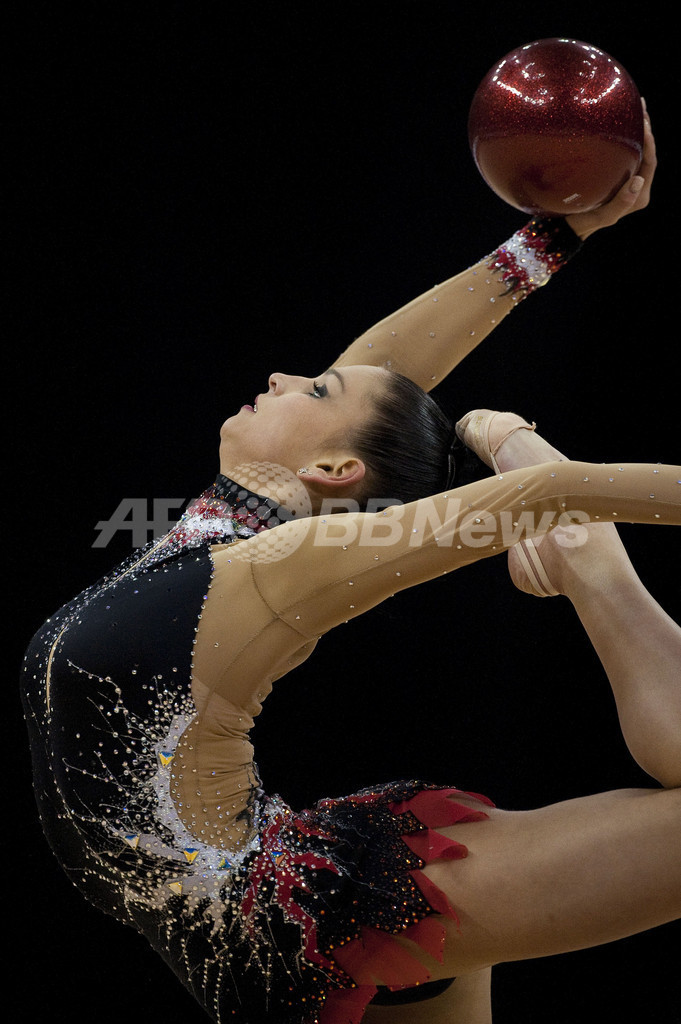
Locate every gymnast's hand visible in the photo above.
<box><xmin>566</xmin><ymin>100</ymin><xmax>656</xmax><ymax>241</ymax></box>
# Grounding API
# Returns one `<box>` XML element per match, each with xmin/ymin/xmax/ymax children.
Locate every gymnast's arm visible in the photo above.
<box><xmin>331</xmin><ymin>250</ymin><xmax>523</xmax><ymax>391</ymax></box>
<box><xmin>332</xmin><ymin>111</ymin><xmax>655</xmax><ymax>392</ymax></box>
<box><xmin>247</xmin><ymin>457</ymin><xmax>677</xmax><ymax>640</ymax></box>
<box><xmin>175</xmin><ymin>458</ymin><xmax>678</xmax><ymax>848</ymax></box>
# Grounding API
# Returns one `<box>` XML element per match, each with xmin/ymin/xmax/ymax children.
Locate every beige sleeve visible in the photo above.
<box><xmin>176</xmin><ymin>459</ymin><xmax>679</xmax><ymax>849</ymax></box>
<box><xmin>250</xmin><ymin>460</ymin><xmax>680</xmax><ymax>639</ymax></box>
<box><xmin>332</xmin><ymin>258</ymin><xmax>520</xmax><ymax>391</ymax></box>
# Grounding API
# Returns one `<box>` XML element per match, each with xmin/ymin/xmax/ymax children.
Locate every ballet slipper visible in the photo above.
<box><xmin>456</xmin><ymin>409</ymin><xmax>564</xmax><ymax>597</ymax></box>
<box><xmin>508</xmin><ymin>538</ymin><xmax>560</xmax><ymax>598</ymax></box>
<box><xmin>456</xmin><ymin>409</ymin><xmax>561</xmax><ymax>597</ymax></box>
<box><xmin>455</xmin><ymin>409</ymin><xmax>537</xmax><ymax>473</ymax></box>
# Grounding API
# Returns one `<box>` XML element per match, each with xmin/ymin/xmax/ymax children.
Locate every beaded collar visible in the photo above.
<box><xmin>136</xmin><ymin>475</ymin><xmax>292</xmax><ymax>570</ymax></box>
<box><xmin>210</xmin><ymin>473</ymin><xmax>293</xmax><ymax>531</ymax></box>
<box><xmin>177</xmin><ymin>474</ymin><xmax>293</xmax><ymax>544</ymax></box>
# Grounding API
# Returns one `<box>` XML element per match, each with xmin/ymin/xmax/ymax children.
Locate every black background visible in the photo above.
<box><xmin>11</xmin><ymin>2</ymin><xmax>680</xmax><ymax>1021</ymax></box>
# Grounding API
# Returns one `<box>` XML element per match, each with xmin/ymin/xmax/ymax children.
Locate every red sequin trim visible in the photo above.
<box><xmin>488</xmin><ymin>217</ymin><xmax>582</xmax><ymax>297</ymax></box>
<box><xmin>319</xmin><ymin>788</ymin><xmax>492</xmax><ymax>1024</ymax></box>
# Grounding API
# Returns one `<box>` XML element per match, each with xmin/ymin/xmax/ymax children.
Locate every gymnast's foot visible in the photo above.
<box><xmin>458</xmin><ymin>409</ymin><xmax>630</xmax><ymax>600</ymax></box>
<box><xmin>455</xmin><ymin>409</ymin><xmax>565</xmax><ymax>472</ymax></box>
<box><xmin>508</xmin><ymin>519</ymin><xmax>636</xmax><ymax>602</ymax></box>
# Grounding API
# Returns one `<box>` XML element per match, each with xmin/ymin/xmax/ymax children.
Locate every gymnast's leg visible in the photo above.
<box><xmin>498</xmin><ymin>416</ymin><xmax>681</xmax><ymax>788</ymax></box>
<box><xmin>405</xmin><ymin>422</ymin><xmax>681</xmax><ymax>977</ymax></box>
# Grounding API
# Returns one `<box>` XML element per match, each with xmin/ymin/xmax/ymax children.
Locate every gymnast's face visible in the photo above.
<box><xmin>219</xmin><ymin>365</ymin><xmax>388</xmax><ymax>500</ymax></box>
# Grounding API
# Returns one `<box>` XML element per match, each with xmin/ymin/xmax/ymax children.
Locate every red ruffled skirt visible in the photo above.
<box><xmin>239</xmin><ymin>781</ymin><xmax>493</xmax><ymax>1024</ymax></box>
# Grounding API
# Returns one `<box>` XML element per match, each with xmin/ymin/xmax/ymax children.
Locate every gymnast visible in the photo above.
<box><xmin>21</xmin><ymin>106</ymin><xmax>680</xmax><ymax>1023</ymax></box>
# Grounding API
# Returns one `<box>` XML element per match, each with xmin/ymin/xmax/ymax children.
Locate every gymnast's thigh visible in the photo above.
<box><xmin>421</xmin><ymin>788</ymin><xmax>681</xmax><ymax>975</ymax></box>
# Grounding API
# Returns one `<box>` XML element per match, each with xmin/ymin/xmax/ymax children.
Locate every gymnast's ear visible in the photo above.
<box><xmin>297</xmin><ymin>454</ymin><xmax>366</xmax><ymax>493</ymax></box>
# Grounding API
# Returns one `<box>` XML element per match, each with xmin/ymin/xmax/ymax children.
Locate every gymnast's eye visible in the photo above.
<box><xmin>310</xmin><ymin>381</ymin><xmax>328</xmax><ymax>398</ymax></box>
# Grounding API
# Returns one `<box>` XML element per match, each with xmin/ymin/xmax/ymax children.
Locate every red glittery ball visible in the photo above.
<box><xmin>468</xmin><ymin>38</ymin><xmax>644</xmax><ymax>215</ymax></box>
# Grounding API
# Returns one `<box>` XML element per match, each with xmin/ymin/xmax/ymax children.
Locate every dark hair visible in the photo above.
<box><xmin>349</xmin><ymin>370</ymin><xmax>483</xmax><ymax>511</ymax></box>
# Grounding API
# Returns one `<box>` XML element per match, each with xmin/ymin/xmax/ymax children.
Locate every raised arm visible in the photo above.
<box><xmin>332</xmin><ymin>246</ymin><xmax>533</xmax><ymax>392</ymax></box>
<box><xmin>248</xmin><ymin>457</ymin><xmax>678</xmax><ymax>642</ymax></box>
<box><xmin>333</xmin><ymin>106</ymin><xmax>656</xmax><ymax>393</ymax></box>
<box><xmin>186</xmin><ymin>455</ymin><xmax>677</xmax><ymax>847</ymax></box>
